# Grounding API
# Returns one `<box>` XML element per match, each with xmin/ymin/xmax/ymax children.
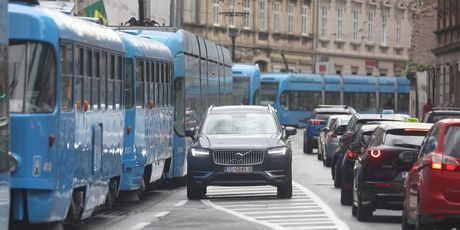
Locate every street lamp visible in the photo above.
<box><xmin>220</xmin><ymin>11</ymin><xmax>248</xmax><ymax>62</ymax></box>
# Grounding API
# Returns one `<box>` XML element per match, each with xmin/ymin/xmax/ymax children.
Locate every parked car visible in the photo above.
<box><xmin>352</xmin><ymin>122</ymin><xmax>432</xmax><ymax>221</ymax></box>
<box><xmin>303</xmin><ymin>105</ymin><xmax>355</xmax><ymax>154</ymax></box>
<box><xmin>422</xmin><ymin>107</ymin><xmax>460</xmax><ymax>123</ymax></box>
<box><xmin>331</xmin><ymin>113</ymin><xmax>409</xmax><ymax>188</ymax></box>
<box><xmin>339</xmin><ymin>123</ymin><xmax>382</xmax><ymax>205</ymax></box>
<box><xmin>321</xmin><ymin>115</ymin><xmax>351</xmax><ymax>166</ymax></box>
<box><xmin>402</xmin><ymin>119</ymin><xmax>460</xmax><ymax>230</ymax></box>
<box><xmin>186</xmin><ymin>105</ymin><xmax>296</xmax><ymax>199</ymax></box>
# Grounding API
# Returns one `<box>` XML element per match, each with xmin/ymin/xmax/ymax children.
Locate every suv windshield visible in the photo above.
<box><xmin>201</xmin><ymin>113</ymin><xmax>279</xmax><ymax>135</ymax></box>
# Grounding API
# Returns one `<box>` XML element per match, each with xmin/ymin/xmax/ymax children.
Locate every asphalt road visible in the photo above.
<box><xmin>26</xmin><ymin>130</ymin><xmax>403</xmax><ymax>230</ymax></box>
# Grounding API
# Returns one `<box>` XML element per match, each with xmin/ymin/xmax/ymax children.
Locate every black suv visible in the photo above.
<box><xmin>422</xmin><ymin>108</ymin><xmax>460</xmax><ymax>123</ymax></box>
<box><xmin>185</xmin><ymin>105</ymin><xmax>297</xmax><ymax>199</ymax></box>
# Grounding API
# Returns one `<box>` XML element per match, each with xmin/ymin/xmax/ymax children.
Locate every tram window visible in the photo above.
<box><xmin>99</xmin><ymin>52</ymin><xmax>106</xmax><ymax>110</ymax></box>
<box><xmin>107</xmin><ymin>54</ymin><xmax>114</xmax><ymax>110</ymax></box>
<box><xmin>92</xmin><ymin>51</ymin><xmax>101</xmax><ymax>110</ymax></box>
<box><xmin>115</xmin><ymin>56</ymin><xmax>122</xmax><ymax>109</ymax></box>
<box><xmin>260</xmin><ymin>82</ymin><xmax>279</xmax><ymax>106</ymax></box>
<box><xmin>124</xmin><ymin>58</ymin><xmax>134</xmax><ymax>109</ymax></box>
<box><xmin>8</xmin><ymin>41</ymin><xmax>56</xmax><ymax>113</ymax></box>
<box><xmin>155</xmin><ymin>62</ymin><xmax>160</xmax><ymax>107</ymax></box>
<box><xmin>159</xmin><ymin>63</ymin><xmax>164</xmax><ymax>108</ymax></box>
<box><xmin>60</xmin><ymin>44</ymin><xmax>73</xmax><ymax>112</ymax></box>
<box><xmin>143</xmin><ymin>61</ymin><xmax>149</xmax><ymax>108</ymax></box>
<box><xmin>398</xmin><ymin>93</ymin><xmax>409</xmax><ymax>113</ymax></box>
<box><xmin>149</xmin><ymin>61</ymin><xmax>155</xmax><ymax>108</ymax></box>
<box><xmin>135</xmin><ymin>60</ymin><xmax>144</xmax><ymax>108</ymax></box>
<box><xmin>280</xmin><ymin>90</ymin><xmax>321</xmax><ymax>111</ymax></box>
<box><xmin>379</xmin><ymin>93</ymin><xmax>394</xmax><ymax>110</ymax></box>
<box><xmin>76</xmin><ymin>46</ymin><xmax>84</xmax><ymax>111</ymax></box>
<box><xmin>233</xmin><ymin>77</ymin><xmax>250</xmax><ymax>105</ymax></box>
<box><xmin>325</xmin><ymin>92</ymin><xmax>341</xmax><ymax>105</ymax></box>
<box><xmin>174</xmin><ymin>78</ymin><xmax>185</xmax><ymax>136</ymax></box>
<box><xmin>84</xmin><ymin>49</ymin><xmax>92</xmax><ymax>111</ymax></box>
<box><xmin>344</xmin><ymin>92</ymin><xmax>376</xmax><ymax>113</ymax></box>
<box><xmin>167</xmin><ymin>63</ymin><xmax>172</xmax><ymax>106</ymax></box>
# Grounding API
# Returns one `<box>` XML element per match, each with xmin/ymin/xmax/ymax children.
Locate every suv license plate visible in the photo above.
<box><xmin>224</xmin><ymin>166</ymin><xmax>253</xmax><ymax>173</ymax></box>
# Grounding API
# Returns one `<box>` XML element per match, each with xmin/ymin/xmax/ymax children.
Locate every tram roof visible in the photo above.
<box><xmin>9</xmin><ymin>3</ymin><xmax>124</xmax><ymax>52</ymax></box>
<box><xmin>118</xmin><ymin>32</ymin><xmax>173</xmax><ymax>61</ymax></box>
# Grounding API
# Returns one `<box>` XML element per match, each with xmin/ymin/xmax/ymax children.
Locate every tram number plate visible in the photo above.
<box><xmin>224</xmin><ymin>166</ymin><xmax>253</xmax><ymax>173</ymax></box>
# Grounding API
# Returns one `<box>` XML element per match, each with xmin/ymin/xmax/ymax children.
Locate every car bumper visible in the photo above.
<box><xmin>361</xmin><ymin>181</ymin><xmax>404</xmax><ymax>210</ymax></box>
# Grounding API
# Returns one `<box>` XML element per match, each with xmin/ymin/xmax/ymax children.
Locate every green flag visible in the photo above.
<box><xmin>84</xmin><ymin>0</ymin><xmax>108</xmax><ymax>25</ymax></box>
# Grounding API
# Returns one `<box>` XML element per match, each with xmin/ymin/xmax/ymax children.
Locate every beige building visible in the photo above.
<box><xmin>181</xmin><ymin>0</ymin><xmax>314</xmax><ymax>73</ymax></box>
<box><xmin>314</xmin><ymin>0</ymin><xmax>417</xmax><ymax>76</ymax></box>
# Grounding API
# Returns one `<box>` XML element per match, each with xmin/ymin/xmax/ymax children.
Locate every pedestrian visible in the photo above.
<box><xmin>382</xmin><ymin>97</ymin><xmax>394</xmax><ymax>110</ymax></box>
<box><xmin>423</xmin><ymin>99</ymin><xmax>433</xmax><ymax>116</ymax></box>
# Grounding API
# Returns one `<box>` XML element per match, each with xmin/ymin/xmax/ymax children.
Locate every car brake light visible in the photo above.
<box><xmin>310</xmin><ymin>119</ymin><xmax>321</xmax><ymax>125</ymax></box>
<box><xmin>347</xmin><ymin>150</ymin><xmax>359</xmax><ymax>159</ymax></box>
<box><xmin>369</xmin><ymin>149</ymin><xmax>381</xmax><ymax>158</ymax></box>
<box><xmin>431</xmin><ymin>153</ymin><xmax>459</xmax><ymax>171</ymax></box>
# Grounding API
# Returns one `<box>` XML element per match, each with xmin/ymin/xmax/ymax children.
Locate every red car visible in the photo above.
<box><xmin>402</xmin><ymin>119</ymin><xmax>460</xmax><ymax>230</ymax></box>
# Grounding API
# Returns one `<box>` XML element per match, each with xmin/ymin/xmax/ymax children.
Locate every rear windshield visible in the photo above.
<box><xmin>430</xmin><ymin>114</ymin><xmax>460</xmax><ymax>123</ymax></box>
<box><xmin>444</xmin><ymin>126</ymin><xmax>460</xmax><ymax>157</ymax></box>
<box><xmin>384</xmin><ymin>129</ymin><xmax>428</xmax><ymax>149</ymax></box>
<box><xmin>315</xmin><ymin>112</ymin><xmax>348</xmax><ymax>120</ymax></box>
<box><xmin>363</xmin><ymin>131</ymin><xmax>373</xmax><ymax>143</ymax></box>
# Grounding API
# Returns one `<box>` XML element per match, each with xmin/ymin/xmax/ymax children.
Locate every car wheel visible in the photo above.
<box><xmin>317</xmin><ymin>148</ymin><xmax>322</xmax><ymax>160</ymax></box>
<box><xmin>333</xmin><ymin>162</ymin><xmax>341</xmax><ymax>188</ymax></box>
<box><xmin>402</xmin><ymin>202</ymin><xmax>415</xmax><ymax>230</ymax></box>
<box><xmin>356</xmin><ymin>193</ymin><xmax>373</xmax><ymax>222</ymax></box>
<box><xmin>352</xmin><ymin>203</ymin><xmax>357</xmax><ymax>217</ymax></box>
<box><xmin>415</xmin><ymin>197</ymin><xmax>430</xmax><ymax>230</ymax></box>
<box><xmin>187</xmin><ymin>180</ymin><xmax>206</xmax><ymax>200</ymax></box>
<box><xmin>325</xmin><ymin>157</ymin><xmax>332</xmax><ymax>167</ymax></box>
<box><xmin>340</xmin><ymin>184</ymin><xmax>352</xmax><ymax>206</ymax></box>
<box><xmin>303</xmin><ymin>141</ymin><xmax>308</xmax><ymax>154</ymax></box>
<box><xmin>277</xmin><ymin>178</ymin><xmax>293</xmax><ymax>199</ymax></box>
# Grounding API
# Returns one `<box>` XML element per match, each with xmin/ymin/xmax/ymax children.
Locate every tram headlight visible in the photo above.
<box><xmin>191</xmin><ymin>148</ymin><xmax>209</xmax><ymax>157</ymax></box>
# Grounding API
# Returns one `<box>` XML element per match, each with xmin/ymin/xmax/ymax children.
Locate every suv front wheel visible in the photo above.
<box><xmin>277</xmin><ymin>173</ymin><xmax>292</xmax><ymax>199</ymax></box>
<box><xmin>187</xmin><ymin>180</ymin><xmax>206</xmax><ymax>200</ymax></box>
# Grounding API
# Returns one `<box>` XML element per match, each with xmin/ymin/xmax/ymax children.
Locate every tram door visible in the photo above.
<box><xmin>0</xmin><ymin>0</ymin><xmax>10</xmax><ymax>227</ymax></box>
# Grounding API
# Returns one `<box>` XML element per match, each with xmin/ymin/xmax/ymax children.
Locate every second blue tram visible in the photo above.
<box><xmin>232</xmin><ymin>63</ymin><xmax>260</xmax><ymax>105</ymax></box>
<box><xmin>130</xmin><ymin>29</ymin><xmax>233</xmax><ymax>180</ymax></box>
<box><xmin>260</xmin><ymin>73</ymin><xmax>410</xmax><ymax>127</ymax></box>
<box><xmin>8</xmin><ymin>2</ymin><xmax>125</xmax><ymax>224</ymax></box>
<box><xmin>118</xmin><ymin>32</ymin><xmax>174</xmax><ymax>195</ymax></box>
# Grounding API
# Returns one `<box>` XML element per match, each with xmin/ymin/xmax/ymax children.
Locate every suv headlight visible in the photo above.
<box><xmin>268</xmin><ymin>147</ymin><xmax>288</xmax><ymax>156</ymax></box>
<box><xmin>191</xmin><ymin>148</ymin><xmax>210</xmax><ymax>156</ymax></box>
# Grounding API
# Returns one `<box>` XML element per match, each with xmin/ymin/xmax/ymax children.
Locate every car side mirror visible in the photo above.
<box><xmin>339</xmin><ymin>131</ymin><xmax>353</xmax><ymax>144</ymax></box>
<box><xmin>349</xmin><ymin>142</ymin><xmax>362</xmax><ymax>152</ymax></box>
<box><xmin>285</xmin><ymin>126</ymin><xmax>297</xmax><ymax>137</ymax></box>
<box><xmin>185</xmin><ymin>128</ymin><xmax>196</xmax><ymax>140</ymax></box>
<box><xmin>321</xmin><ymin>127</ymin><xmax>329</xmax><ymax>132</ymax></box>
<box><xmin>396</xmin><ymin>150</ymin><xmax>419</xmax><ymax>170</ymax></box>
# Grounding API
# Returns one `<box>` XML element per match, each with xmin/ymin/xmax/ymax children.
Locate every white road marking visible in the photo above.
<box><xmin>130</xmin><ymin>222</ymin><xmax>150</xmax><ymax>230</ymax></box>
<box><xmin>174</xmin><ymin>200</ymin><xmax>188</xmax><ymax>207</ymax></box>
<box><xmin>203</xmin><ymin>182</ymin><xmax>350</xmax><ymax>230</ymax></box>
<box><xmin>154</xmin><ymin>211</ymin><xmax>171</xmax><ymax>219</ymax></box>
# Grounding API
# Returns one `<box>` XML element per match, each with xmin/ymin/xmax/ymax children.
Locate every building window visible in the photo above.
<box><xmin>352</xmin><ymin>9</ymin><xmax>359</xmax><ymax>41</ymax></box>
<box><xmin>144</xmin><ymin>0</ymin><xmax>151</xmax><ymax>20</ymax></box>
<box><xmin>320</xmin><ymin>5</ymin><xmax>328</xmax><ymax>38</ymax></box>
<box><xmin>336</xmin><ymin>7</ymin><xmax>344</xmax><ymax>40</ymax></box>
<box><xmin>367</xmin><ymin>10</ymin><xmax>374</xmax><ymax>42</ymax></box>
<box><xmin>396</xmin><ymin>14</ymin><xmax>402</xmax><ymax>46</ymax></box>
<box><xmin>273</xmin><ymin>1</ymin><xmax>281</xmax><ymax>33</ymax></box>
<box><xmin>381</xmin><ymin>11</ymin><xmax>388</xmax><ymax>45</ymax></box>
<box><xmin>259</xmin><ymin>0</ymin><xmax>266</xmax><ymax>31</ymax></box>
<box><xmin>301</xmin><ymin>4</ymin><xmax>308</xmax><ymax>35</ymax></box>
<box><xmin>213</xmin><ymin>0</ymin><xmax>220</xmax><ymax>26</ymax></box>
<box><xmin>288</xmin><ymin>3</ymin><xmax>295</xmax><ymax>34</ymax></box>
<box><xmin>244</xmin><ymin>0</ymin><xmax>251</xmax><ymax>29</ymax></box>
<box><xmin>229</xmin><ymin>0</ymin><xmax>235</xmax><ymax>27</ymax></box>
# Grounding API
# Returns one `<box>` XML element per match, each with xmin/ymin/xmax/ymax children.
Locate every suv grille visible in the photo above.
<box><xmin>213</xmin><ymin>150</ymin><xmax>265</xmax><ymax>165</ymax></box>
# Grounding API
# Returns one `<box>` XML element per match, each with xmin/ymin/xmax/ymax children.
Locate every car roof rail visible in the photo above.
<box><xmin>432</xmin><ymin>107</ymin><xmax>460</xmax><ymax>111</ymax></box>
<box><xmin>317</xmin><ymin>105</ymin><xmax>347</xmax><ymax>108</ymax></box>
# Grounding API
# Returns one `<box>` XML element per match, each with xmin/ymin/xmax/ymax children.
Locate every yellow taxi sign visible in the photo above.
<box><xmin>406</xmin><ymin>117</ymin><xmax>419</xmax><ymax>123</ymax></box>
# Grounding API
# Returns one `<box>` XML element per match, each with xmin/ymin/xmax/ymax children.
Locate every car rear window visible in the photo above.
<box><xmin>383</xmin><ymin>129</ymin><xmax>428</xmax><ymax>149</ymax></box>
<box><xmin>431</xmin><ymin>114</ymin><xmax>460</xmax><ymax>123</ymax></box>
<box><xmin>443</xmin><ymin>126</ymin><xmax>460</xmax><ymax>157</ymax></box>
<box><xmin>201</xmin><ymin>113</ymin><xmax>279</xmax><ymax>135</ymax></box>
<box><xmin>315</xmin><ymin>112</ymin><xmax>348</xmax><ymax>120</ymax></box>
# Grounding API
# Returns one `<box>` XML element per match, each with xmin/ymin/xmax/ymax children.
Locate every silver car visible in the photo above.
<box><xmin>322</xmin><ymin>115</ymin><xmax>351</xmax><ymax>166</ymax></box>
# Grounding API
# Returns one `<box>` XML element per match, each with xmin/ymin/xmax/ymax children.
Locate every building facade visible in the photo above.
<box><xmin>314</xmin><ymin>0</ymin><xmax>417</xmax><ymax>76</ymax></box>
<box><xmin>432</xmin><ymin>0</ymin><xmax>460</xmax><ymax>107</ymax></box>
<box><xmin>181</xmin><ymin>0</ymin><xmax>314</xmax><ymax>73</ymax></box>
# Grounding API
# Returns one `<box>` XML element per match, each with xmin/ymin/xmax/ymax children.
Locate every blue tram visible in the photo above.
<box><xmin>232</xmin><ymin>63</ymin><xmax>260</xmax><ymax>105</ymax></box>
<box><xmin>8</xmin><ymin>2</ymin><xmax>125</xmax><ymax>224</ymax></box>
<box><xmin>133</xmin><ymin>29</ymin><xmax>232</xmax><ymax>179</ymax></box>
<box><xmin>0</xmin><ymin>0</ymin><xmax>10</xmax><ymax>228</ymax></box>
<box><xmin>259</xmin><ymin>73</ymin><xmax>410</xmax><ymax>127</ymax></box>
<box><xmin>117</xmin><ymin>32</ymin><xmax>174</xmax><ymax>195</ymax></box>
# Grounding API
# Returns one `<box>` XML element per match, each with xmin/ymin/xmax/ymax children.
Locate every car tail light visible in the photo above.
<box><xmin>369</xmin><ymin>149</ymin><xmax>381</xmax><ymax>158</ymax></box>
<box><xmin>310</xmin><ymin>119</ymin><xmax>321</xmax><ymax>125</ymax></box>
<box><xmin>347</xmin><ymin>150</ymin><xmax>359</xmax><ymax>159</ymax></box>
<box><xmin>431</xmin><ymin>153</ymin><xmax>459</xmax><ymax>171</ymax></box>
